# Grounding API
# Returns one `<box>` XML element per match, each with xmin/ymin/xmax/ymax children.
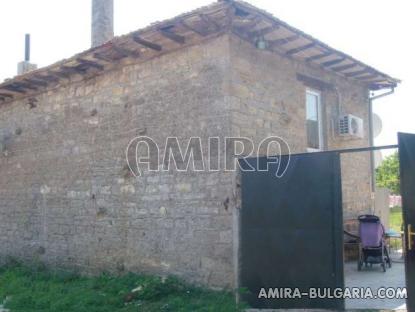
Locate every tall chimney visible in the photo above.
<box><xmin>17</xmin><ymin>34</ymin><xmax>37</xmax><ymax>75</ymax></box>
<box><xmin>25</xmin><ymin>34</ymin><xmax>30</xmax><ymax>62</ymax></box>
<box><xmin>91</xmin><ymin>0</ymin><xmax>114</xmax><ymax>47</ymax></box>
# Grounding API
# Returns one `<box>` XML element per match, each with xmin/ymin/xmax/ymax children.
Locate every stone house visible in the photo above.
<box><xmin>0</xmin><ymin>0</ymin><xmax>398</xmax><ymax>288</ymax></box>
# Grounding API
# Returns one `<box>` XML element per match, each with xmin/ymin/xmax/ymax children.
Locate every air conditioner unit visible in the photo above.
<box><xmin>339</xmin><ymin>114</ymin><xmax>364</xmax><ymax>138</ymax></box>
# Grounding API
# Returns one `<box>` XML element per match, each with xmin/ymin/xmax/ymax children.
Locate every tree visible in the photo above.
<box><xmin>376</xmin><ymin>151</ymin><xmax>400</xmax><ymax>194</ymax></box>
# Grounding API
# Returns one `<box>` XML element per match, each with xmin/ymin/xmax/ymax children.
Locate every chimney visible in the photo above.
<box><xmin>17</xmin><ymin>34</ymin><xmax>37</xmax><ymax>75</ymax></box>
<box><xmin>91</xmin><ymin>0</ymin><xmax>114</xmax><ymax>47</ymax></box>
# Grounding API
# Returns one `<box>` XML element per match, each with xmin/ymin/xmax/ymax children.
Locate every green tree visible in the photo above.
<box><xmin>376</xmin><ymin>151</ymin><xmax>400</xmax><ymax>194</ymax></box>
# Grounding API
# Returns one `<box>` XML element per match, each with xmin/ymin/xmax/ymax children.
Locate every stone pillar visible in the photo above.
<box><xmin>374</xmin><ymin>187</ymin><xmax>391</xmax><ymax>229</ymax></box>
<box><xmin>91</xmin><ymin>0</ymin><xmax>114</xmax><ymax>48</ymax></box>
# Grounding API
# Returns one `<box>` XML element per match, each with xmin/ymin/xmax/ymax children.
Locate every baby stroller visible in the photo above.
<box><xmin>357</xmin><ymin>215</ymin><xmax>391</xmax><ymax>272</ymax></box>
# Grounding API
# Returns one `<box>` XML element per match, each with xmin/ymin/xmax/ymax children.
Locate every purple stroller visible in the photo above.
<box><xmin>357</xmin><ymin>215</ymin><xmax>391</xmax><ymax>272</ymax></box>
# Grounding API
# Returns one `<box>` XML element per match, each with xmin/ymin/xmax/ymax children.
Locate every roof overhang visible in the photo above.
<box><xmin>0</xmin><ymin>0</ymin><xmax>400</xmax><ymax>104</ymax></box>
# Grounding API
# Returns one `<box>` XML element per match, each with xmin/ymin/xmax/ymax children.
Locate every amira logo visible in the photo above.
<box><xmin>125</xmin><ymin>136</ymin><xmax>291</xmax><ymax>178</ymax></box>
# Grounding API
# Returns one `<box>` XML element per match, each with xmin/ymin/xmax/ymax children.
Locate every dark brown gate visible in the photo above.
<box><xmin>240</xmin><ymin>152</ymin><xmax>344</xmax><ymax>309</ymax></box>
<box><xmin>240</xmin><ymin>134</ymin><xmax>415</xmax><ymax>310</ymax></box>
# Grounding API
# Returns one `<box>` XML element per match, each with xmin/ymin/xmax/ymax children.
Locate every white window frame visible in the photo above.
<box><xmin>306</xmin><ymin>88</ymin><xmax>323</xmax><ymax>152</ymax></box>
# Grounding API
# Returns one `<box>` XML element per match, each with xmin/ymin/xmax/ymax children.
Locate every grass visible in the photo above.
<box><xmin>389</xmin><ymin>206</ymin><xmax>403</xmax><ymax>250</ymax></box>
<box><xmin>389</xmin><ymin>206</ymin><xmax>403</xmax><ymax>232</ymax></box>
<box><xmin>0</xmin><ymin>262</ymin><xmax>247</xmax><ymax>312</ymax></box>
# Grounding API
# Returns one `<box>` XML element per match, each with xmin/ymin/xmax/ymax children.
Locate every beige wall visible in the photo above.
<box><xmin>0</xmin><ymin>33</ymin><xmax>375</xmax><ymax>289</ymax></box>
<box><xmin>0</xmin><ymin>35</ymin><xmax>237</xmax><ymax>287</ymax></box>
<box><xmin>228</xmin><ymin>35</ymin><xmax>373</xmax><ymax>220</ymax></box>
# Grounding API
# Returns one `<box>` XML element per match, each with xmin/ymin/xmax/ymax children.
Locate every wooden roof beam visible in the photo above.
<box><xmin>33</xmin><ymin>74</ymin><xmax>59</xmax><ymax>83</ymax></box>
<box><xmin>77</xmin><ymin>58</ymin><xmax>104</xmax><ymax>70</ymax></box>
<box><xmin>133</xmin><ymin>36</ymin><xmax>162</xmax><ymax>51</ymax></box>
<box><xmin>286</xmin><ymin>43</ymin><xmax>316</xmax><ymax>56</ymax></box>
<box><xmin>112</xmin><ymin>45</ymin><xmax>140</xmax><ymax>58</ymax></box>
<box><xmin>159</xmin><ymin>27</ymin><xmax>185</xmax><ymax>44</ymax></box>
<box><xmin>3</xmin><ymin>85</ymin><xmax>26</xmax><ymax>94</ymax></box>
<box><xmin>356</xmin><ymin>73</ymin><xmax>379</xmax><ymax>81</ymax></box>
<box><xmin>199</xmin><ymin>13</ymin><xmax>221</xmax><ymax>32</ymax></box>
<box><xmin>180</xmin><ymin>20</ymin><xmax>208</xmax><ymax>37</ymax></box>
<box><xmin>306</xmin><ymin>51</ymin><xmax>332</xmax><ymax>62</ymax></box>
<box><xmin>270</xmin><ymin>35</ymin><xmax>300</xmax><ymax>48</ymax></box>
<box><xmin>321</xmin><ymin>57</ymin><xmax>346</xmax><ymax>67</ymax></box>
<box><xmin>233</xmin><ymin>15</ymin><xmax>262</xmax><ymax>30</ymax></box>
<box><xmin>345</xmin><ymin>69</ymin><xmax>370</xmax><ymax>77</ymax></box>
<box><xmin>331</xmin><ymin>63</ymin><xmax>358</xmax><ymax>72</ymax></box>
<box><xmin>249</xmin><ymin>25</ymin><xmax>279</xmax><ymax>38</ymax></box>
<box><xmin>59</xmin><ymin>65</ymin><xmax>86</xmax><ymax>75</ymax></box>
<box><xmin>24</xmin><ymin>78</ymin><xmax>48</xmax><ymax>87</ymax></box>
<box><xmin>93</xmin><ymin>52</ymin><xmax>115</xmax><ymax>62</ymax></box>
<box><xmin>15</xmin><ymin>82</ymin><xmax>38</xmax><ymax>91</ymax></box>
<box><xmin>365</xmin><ymin>79</ymin><xmax>387</xmax><ymax>84</ymax></box>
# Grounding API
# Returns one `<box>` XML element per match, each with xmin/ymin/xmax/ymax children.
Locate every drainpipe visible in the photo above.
<box><xmin>368</xmin><ymin>86</ymin><xmax>395</xmax><ymax>193</ymax></box>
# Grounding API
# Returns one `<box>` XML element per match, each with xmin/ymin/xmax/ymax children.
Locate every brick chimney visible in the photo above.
<box><xmin>91</xmin><ymin>0</ymin><xmax>114</xmax><ymax>48</ymax></box>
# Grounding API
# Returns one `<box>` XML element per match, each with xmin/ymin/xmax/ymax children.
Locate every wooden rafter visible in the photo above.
<box><xmin>93</xmin><ymin>52</ymin><xmax>114</xmax><ymax>62</ymax></box>
<box><xmin>3</xmin><ymin>85</ymin><xmax>26</xmax><ymax>94</ymax></box>
<box><xmin>365</xmin><ymin>79</ymin><xmax>387</xmax><ymax>84</ymax></box>
<box><xmin>356</xmin><ymin>73</ymin><xmax>379</xmax><ymax>81</ymax></box>
<box><xmin>345</xmin><ymin>69</ymin><xmax>369</xmax><ymax>77</ymax></box>
<box><xmin>77</xmin><ymin>58</ymin><xmax>104</xmax><ymax>70</ymax></box>
<box><xmin>160</xmin><ymin>27</ymin><xmax>185</xmax><ymax>44</ymax></box>
<box><xmin>331</xmin><ymin>63</ymin><xmax>358</xmax><ymax>72</ymax></box>
<box><xmin>112</xmin><ymin>45</ymin><xmax>140</xmax><ymax>58</ymax></box>
<box><xmin>234</xmin><ymin>15</ymin><xmax>262</xmax><ymax>30</ymax></box>
<box><xmin>286</xmin><ymin>43</ymin><xmax>316</xmax><ymax>56</ymax></box>
<box><xmin>270</xmin><ymin>35</ymin><xmax>300</xmax><ymax>47</ymax></box>
<box><xmin>24</xmin><ymin>78</ymin><xmax>48</xmax><ymax>87</ymax></box>
<box><xmin>249</xmin><ymin>25</ymin><xmax>279</xmax><ymax>38</ymax></box>
<box><xmin>49</xmin><ymin>70</ymin><xmax>69</xmax><ymax>79</ymax></box>
<box><xmin>60</xmin><ymin>65</ymin><xmax>85</xmax><ymax>75</ymax></box>
<box><xmin>306</xmin><ymin>51</ymin><xmax>332</xmax><ymax>62</ymax></box>
<box><xmin>199</xmin><ymin>13</ymin><xmax>221</xmax><ymax>31</ymax></box>
<box><xmin>16</xmin><ymin>82</ymin><xmax>38</xmax><ymax>91</ymax></box>
<box><xmin>133</xmin><ymin>36</ymin><xmax>162</xmax><ymax>51</ymax></box>
<box><xmin>321</xmin><ymin>57</ymin><xmax>346</xmax><ymax>67</ymax></box>
<box><xmin>180</xmin><ymin>20</ymin><xmax>207</xmax><ymax>37</ymax></box>
<box><xmin>33</xmin><ymin>74</ymin><xmax>59</xmax><ymax>83</ymax></box>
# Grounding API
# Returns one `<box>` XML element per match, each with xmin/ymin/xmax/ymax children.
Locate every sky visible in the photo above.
<box><xmin>0</xmin><ymin>0</ymin><xmax>413</xmax><ymax>154</ymax></box>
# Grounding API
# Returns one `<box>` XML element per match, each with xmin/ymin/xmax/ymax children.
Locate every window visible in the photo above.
<box><xmin>306</xmin><ymin>89</ymin><xmax>323</xmax><ymax>151</ymax></box>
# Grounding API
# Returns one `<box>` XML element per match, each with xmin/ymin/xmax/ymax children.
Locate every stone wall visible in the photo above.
<box><xmin>228</xmin><ymin>35</ymin><xmax>373</xmax><ymax>220</ymax></box>
<box><xmin>0</xmin><ymin>33</ymin><xmax>375</xmax><ymax>289</ymax></box>
<box><xmin>0</xmin><ymin>35</ymin><xmax>237</xmax><ymax>288</ymax></box>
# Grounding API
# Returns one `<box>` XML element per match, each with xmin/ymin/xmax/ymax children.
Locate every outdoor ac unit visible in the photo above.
<box><xmin>339</xmin><ymin>114</ymin><xmax>364</xmax><ymax>138</ymax></box>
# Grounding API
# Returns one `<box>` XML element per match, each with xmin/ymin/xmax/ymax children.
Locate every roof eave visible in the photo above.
<box><xmin>0</xmin><ymin>0</ymin><xmax>399</xmax><ymax>103</ymax></box>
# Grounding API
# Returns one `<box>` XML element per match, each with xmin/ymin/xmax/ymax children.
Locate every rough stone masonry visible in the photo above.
<box><xmin>0</xmin><ymin>2</ymin><xmax>383</xmax><ymax>286</ymax></box>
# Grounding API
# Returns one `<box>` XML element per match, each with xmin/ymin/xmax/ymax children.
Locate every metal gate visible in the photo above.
<box><xmin>240</xmin><ymin>152</ymin><xmax>344</xmax><ymax>309</ymax></box>
<box><xmin>240</xmin><ymin>133</ymin><xmax>415</xmax><ymax>310</ymax></box>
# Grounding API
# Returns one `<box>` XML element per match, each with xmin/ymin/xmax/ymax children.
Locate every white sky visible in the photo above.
<box><xmin>0</xmin><ymin>0</ymin><xmax>413</xmax><ymax>151</ymax></box>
